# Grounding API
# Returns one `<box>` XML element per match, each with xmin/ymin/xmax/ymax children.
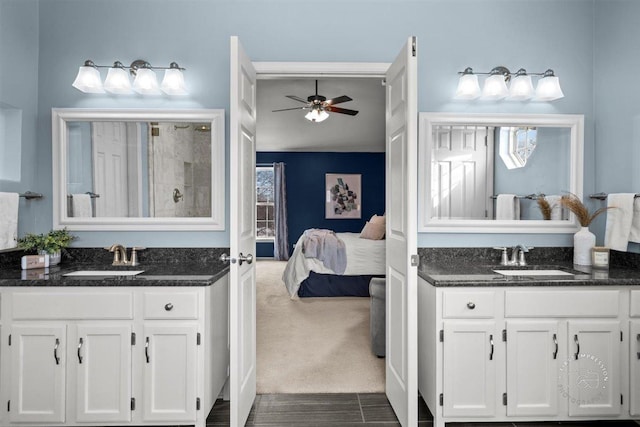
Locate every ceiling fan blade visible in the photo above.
<box><xmin>326</xmin><ymin>106</ymin><xmax>359</xmax><ymax>116</ymax></box>
<box><xmin>325</xmin><ymin>95</ymin><xmax>352</xmax><ymax>105</ymax></box>
<box><xmin>285</xmin><ymin>95</ymin><xmax>309</xmax><ymax>104</ymax></box>
<box><xmin>272</xmin><ymin>106</ymin><xmax>308</xmax><ymax>112</ymax></box>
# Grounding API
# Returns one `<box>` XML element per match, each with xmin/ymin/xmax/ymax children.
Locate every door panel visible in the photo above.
<box><xmin>230</xmin><ymin>35</ymin><xmax>258</xmax><ymax>427</ymax></box>
<box><xmin>631</xmin><ymin>321</ymin><xmax>640</xmax><ymax>416</ymax></box>
<box><xmin>385</xmin><ymin>36</ymin><xmax>418</xmax><ymax>427</ymax></box>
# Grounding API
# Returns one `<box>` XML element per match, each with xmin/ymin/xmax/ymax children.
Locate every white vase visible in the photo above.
<box><xmin>573</xmin><ymin>226</ymin><xmax>595</xmax><ymax>266</ymax></box>
<box><xmin>40</xmin><ymin>250</ymin><xmax>61</xmax><ymax>266</ymax></box>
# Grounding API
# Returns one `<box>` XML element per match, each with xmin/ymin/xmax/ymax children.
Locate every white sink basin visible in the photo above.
<box><xmin>64</xmin><ymin>270</ymin><xmax>144</xmax><ymax>277</ymax></box>
<box><xmin>493</xmin><ymin>269</ymin><xmax>574</xmax><ymax>276</ymax></box>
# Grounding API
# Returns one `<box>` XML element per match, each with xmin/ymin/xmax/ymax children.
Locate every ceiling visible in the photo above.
<box><xmin>256</xmin><ymin>77</ymin><xmax>385</xmax><ymax>152</ymax></box>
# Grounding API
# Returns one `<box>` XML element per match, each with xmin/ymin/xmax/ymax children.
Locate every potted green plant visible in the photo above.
<box><xmin>17</xmin><ymin>228</ymin><xmax>76</xmax><ymax>265</ymax></box>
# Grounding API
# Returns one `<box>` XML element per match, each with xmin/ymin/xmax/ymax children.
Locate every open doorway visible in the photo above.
<box><xmin>254</xmin><ymin>76</ymin><xmax>387</xmax><ymax>393</ymax></box>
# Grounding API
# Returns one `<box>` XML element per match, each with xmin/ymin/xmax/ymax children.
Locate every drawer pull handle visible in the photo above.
<box><xmin>77</xmin><ymin>337</ymin><xmax>84</xmax><ymax>364</ymax></box>
<box><xmin>489</xmin><ymin>334</ymin><xmax>494</xmax><ymax>361</ymax></box>
<box><xmin>553</xmin><ymin>333</ymin><xmax>558</xmax><ymax>360</ymax></box>
<box><xmin>637</xmin><ymin>334</ymin><xmax>640</xmax><ymax>360</ymax></box>
<box><xmin>467</xmin><ymin>302</ymin><xmax>476</xmax><ymax>309</ymax></box>
<box><xmin>165</xmin><ymin>303</ymin><xmax>174</xmax><ymax>311</ymax></box>
<box><xmin>574</xmin><ymin>334</ymin><xmax>580</xmax><ymax>360</ymax></box>
<box><xmin>54</xmin><ymin>338</ymin><xmax>60</xmax><ymax>365</ymax></box>
<box><xmin>145</xmin><ymin>337</ymin><xmax>150</xmax><ymax>363</ymax></box>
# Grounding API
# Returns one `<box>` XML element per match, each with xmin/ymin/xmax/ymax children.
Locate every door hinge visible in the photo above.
<box><xmin>410</xmin><ymin>254</ymin><xmax>419</xmax><ymax>267</ymax></box>
<box><xmin>151</xmin><ymin>127</ymin><xmax>160</xmax><ymax>137</ymax></box>
<box><xmin>197</xmin><ymin>332</ymin><xmax>201</xmax><ymax>346</ymax></box>
<box><xmin>621</xmin><ymin>394</ymin><xmax>623</xmax><ymax>405</ymax></box>
<box><xmin>439</xmin><ymin>330</ymin><xmax>444</xmax><ymax>342</ymax></box>
<box><xmin>131</xmin><ymin>397</ymin><xmax>136</xmax><ymax>411</ymax></box>
<box><xmin>621</xmin><ymin>331</ymin><xmax>623</xmax><ymax>342</ymax></box>
<box><xmin>7</xmin><ymin>400</ymin><xmax>9</xmax><ymax>412</ymax></box>
<box><xmin>439</xmin><ymin>393</ymin><xmax>443</xmax><ymax>406</ymax></box>
<box><xmin>411</xmin><ymin>36</ymin><xmax>417</xmax><ymax>57</ymax></box>
<box><xmin>131</xmin><ymin>332</ymin><xmax>136</xmax><ymax>346</ymax></box>
<box><xmin>502</xmin><ymin>329</ymin><xmax>507</xmax><ymax>342</ymax></box>
<box><xmin>485</xmin><ymin>209</ymin><xmax>488</xmax><ymax>218</ymax></box>
<box><xmin>196</xmin><ymin>397</ymin><xmax>201</xmax><ymax>410</ymax></box>
<box><xmin>485</xmin><ymin>135</ymin><xmax>488</xmax><ymax>146</ymax></box>
<box><xmin>503</xmin><ymin>393</ymin><xmax>507</xmax><ymax>406</ymax></box>
<box><xmin>8</xmin><ymin>334</ymin><xmax>10</xmax><ymax>346</ymax></box>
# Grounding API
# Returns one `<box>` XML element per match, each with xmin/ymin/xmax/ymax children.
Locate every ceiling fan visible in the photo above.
<box><xmin>272</xmin><ymin>80</ymin><xmax>359</xmax><ymax>122</ymax></box>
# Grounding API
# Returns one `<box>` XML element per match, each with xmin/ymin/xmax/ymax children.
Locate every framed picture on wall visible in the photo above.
<box><xmin>325</xmin><ymin>173</ymin><xmax>361</xmax><ymax>219</ymax></box>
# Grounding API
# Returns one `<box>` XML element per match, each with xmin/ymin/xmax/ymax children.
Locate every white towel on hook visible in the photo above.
<box><xmin>604</xmin><ymin>193</ymin><xmax>635</xmax><ymax>251</ymax></box>
<box><xmin>629</xmin><ymin>197</ymin><xmax>640</xmax><ymax>243</ymax></box>
<box><xmin>0</xmin><ymin>192</ymin><xmax>19</xmax><ymax>250</ymax></box>
<box><xmin>545</xmin><ymin>195</ymin><xmax>566</xmax><ymax>220</ymax></box>
<box><xmin>71</xmin><ymin>194</ymin><xmax>92</xmax><ymax>217</ymax></box>
<box><xmin>496</xmin><ymin>194</ymin><xmax>520</xmax><ymax>220</ymax></box>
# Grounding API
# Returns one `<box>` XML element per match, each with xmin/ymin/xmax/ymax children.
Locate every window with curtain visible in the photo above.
<box><xmin>256</xmin><ymin>166</ymin><xmax>275</xmax><ymax>240</ymax></box>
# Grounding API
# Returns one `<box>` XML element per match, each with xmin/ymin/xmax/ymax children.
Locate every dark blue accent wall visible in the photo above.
<box><xmin>256</xmin><ymin>152</ymin><xmax>385</xmax><ymax>258</ymax></box>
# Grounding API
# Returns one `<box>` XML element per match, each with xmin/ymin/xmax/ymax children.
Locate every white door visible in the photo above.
<box><xmin>431</xmin><ymin>126</ymin><xmax>493</xmax><ymax>219</ymax></box>
<box><xmin>630</xmin><ymin>320</ymin><xmax>640</xmax><ymax>416</ymax></box>
<box><xmin>385</xmin><ymin>36</ymin><xmax>418</xmax><ymax>427</ymax></box>
<box><xmin>10</xmin><ymin>324</ymin><xmax>66</xmax><ymax>423</ymax></box>
<box><xmin>142</xmin><ymin>324</ymin><xmax>198</xmax><ymax>422</ymax></box>
<box><xmin>506</xmin><ymin>320</ymin><xmax>560</xmax><ymax>416</ymax></box>
<box><xmin>230</xmin><ymin>35</ymin><xmax>258</xmax><ymax>427</ymax></box>
<box><xmin>75</xmin><ymin>324</ymin><xmax>132</xmax><ymax>423</ymax></box>
<box><xmin>567</xmin><ymin>320</ymin><xmax>621</xmax><ymax>416</ymax></box>
<box><xmin>442</xmin><ymin>321</ymin><xmax>497</xmax><ymax>417</ymax></box>
<box><xmin>92</xmin><ymin>121</ymin><xmax>129</xmax><ymax>217</ymax></box>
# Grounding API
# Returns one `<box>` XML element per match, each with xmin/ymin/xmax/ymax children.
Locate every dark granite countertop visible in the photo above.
<box><xmin>417</xmin><ymin>247</ymin><xmax>640</xmax><ymax>287</ymax></box>
<box><xmin>0</xmin><ymin>247</ymin><xmax>230</xmax><ymax>287</ymax></box>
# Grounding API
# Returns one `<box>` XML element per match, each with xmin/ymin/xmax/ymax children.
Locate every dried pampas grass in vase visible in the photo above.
<box><xmin>537</xmin><ymin>197</ymin><xmax>552</xmax><ymax>220</ymax></box>
<box><xmin>559</xmin><ymin>193</ymin><xmax>612</xmax><ymax>265</ymax></box>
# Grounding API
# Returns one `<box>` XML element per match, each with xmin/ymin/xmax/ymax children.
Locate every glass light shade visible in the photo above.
<box><xmin>72</xmin><ymin>66</ymin><xmax>105</xmax><ymax>93</ymax></box>
<box><xmin>132</xmin><ymin>68</ymin><xmax>161</xmax><ymax>95</ymax></box>
<box><xmin>161</xmin><ymin>68</ymin><xmax>188</xmax><ymax>95</ymax></box>
<box><xmin>508</xmin><ymin>74</ymin><xmax>534</xmax><ymax>100</ymax></box>
<box><xmin>305</xmin><ymin>108</ymin><xmax>329</xmax><ymax>123</ymax></box>
<box><xmin>482</xmin><ymin>74</ymin><xmax>509</xmax><ymax>100</ymax></box>
<box><xmin>535</xmin><ymin>76</ymin><xmax>564</xmax><ymax>101</ymax></box>
<box><xmin>454</xmin><ymin>74</ymin><xmax>481</xmax><ymax>100</ymax></box>
<box><xmin>104</xmin><ymin>67</ymin><xmax>132</xmax><ymax>94</ymax></box>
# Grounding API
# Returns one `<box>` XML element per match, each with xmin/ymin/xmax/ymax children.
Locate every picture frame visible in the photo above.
<box><xmin>325</xmin><ymin>173</ymin><xmax>361</xmax><ymax>219</ymax></box>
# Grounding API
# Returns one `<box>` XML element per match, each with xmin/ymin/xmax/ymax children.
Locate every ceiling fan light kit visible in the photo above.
<box><xmin>272</xmin><ymin>80</ymin><xmax>359</xmax><ymax>123</ymax></box>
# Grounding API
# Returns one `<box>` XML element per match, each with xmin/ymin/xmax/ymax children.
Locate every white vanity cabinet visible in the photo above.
<box><xmin>418</xmin><ymin>279</ymin><xmax>634</xmax><ymax>427</ymax></box>
<box><xmin>630</xmin><ymin>290</ymin><xmax>640</xmax><ymax>416</ymax></box>
<box><xmin>0</xmin><ymin>274</ymin><xmax>229</xmax><ymax>427</ymax></box>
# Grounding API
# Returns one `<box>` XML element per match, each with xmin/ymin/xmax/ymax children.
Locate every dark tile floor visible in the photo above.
<box><xmin>205</xmin><ymin>393</ymin><xmax>640</xmax><ymax>426</ymax></box>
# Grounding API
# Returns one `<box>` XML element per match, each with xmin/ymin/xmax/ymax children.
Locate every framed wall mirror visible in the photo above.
<box><xmin>52</xmin><ymin>108</ymin><xmax>225</xmax><ymax>231</ymax></box>
<box><xmin>418</xmin><ymin>113</ymin><xmax>584</xmax><ymax>233</ymax></box>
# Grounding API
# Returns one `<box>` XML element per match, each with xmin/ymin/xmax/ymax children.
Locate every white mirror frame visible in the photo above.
<box><xmin>52</xmin><ymin>108</ymin><xmax>225</xmax><ymax>231</ymax></box>
<box><xmin>418</xmin><ymin>112</ymin><xmax>584</xmax><ymax>233</ymax></box>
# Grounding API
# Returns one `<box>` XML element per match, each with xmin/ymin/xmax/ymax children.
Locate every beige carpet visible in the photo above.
<box><xmin>256</xmin><ymin>260</ymin><xmax>385</xmax><ymax>393</ymax></box>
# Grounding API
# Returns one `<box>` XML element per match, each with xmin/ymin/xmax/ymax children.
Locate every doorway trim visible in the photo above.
<box><xmin>253</xmin><ymin>62</ymin><xmax>390</xmax><ymax>79</ymax></box>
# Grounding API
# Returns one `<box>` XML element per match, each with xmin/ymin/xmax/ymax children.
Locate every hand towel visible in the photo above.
<box><xmin>71</xmin><ymin>193</ymin><xmax>92</xmax><ymax>217</ymax></box>
<box><xmin>545</xmin><ymin>195</ymin><xmax>566</xmax><ymax>220</ymax></box>
<box><xmin>496</xmin><ymin>194</ymin><xmax>520</xmax><ymax>220</ymax></box>
<box><xmin>0</xmin><ymin>192</ymin><xmax>19</xmax><ymax>250</ymax></box>
<box><xmin>604</xmin><ymin>193</ymin><xmax>636</xmax><ymax>251</ymax></box>
<box><xmin>629</xmin><ymin>197</ymin><xmax>640</xmax><ymax>243</ymax></box>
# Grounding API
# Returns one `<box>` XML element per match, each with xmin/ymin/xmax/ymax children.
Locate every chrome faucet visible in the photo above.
<box><xmin>107</xmin><ymin>244</ymin><xmax>144</xmax><ymax>266</ymax></box>
<box><xmin>510</xmin><ymin>244</ymin><xmax>530</xmax><ymax>266</ymax></box>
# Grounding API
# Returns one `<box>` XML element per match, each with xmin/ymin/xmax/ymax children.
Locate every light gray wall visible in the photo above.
<box><xmin>4</xmin><ymin>0</ymin><xmax>634</xmax><ymax>251</ymax></box>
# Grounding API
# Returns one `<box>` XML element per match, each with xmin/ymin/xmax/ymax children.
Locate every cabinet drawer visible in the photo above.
<box><xmin>12</xmin><ymin>292</ymin><xmax>133</xmax><ymax>320</ymax></box>
<box><xmin>505</xmin><ymin>290</ymin><xmax>619</xmax><ymax>317</ymax></box>
<box><xmin>143</xmin><ymin>292</ymin><xmax>198</xmax><ymax>319</ymax></box>
<box><xmin>631</xmin><ymin>290</ymin><xmax>640</xmax><ymax>317</ymax></box>
<box><xmin>443</xmin><ymin>291</ymin><xmax>496</xmax><ymax>318</ymax></box>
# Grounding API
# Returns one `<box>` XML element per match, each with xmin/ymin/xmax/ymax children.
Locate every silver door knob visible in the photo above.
<box><xmin>219</xmin><ymin>253</ymin><xmax>236</xmax><ymax>264</ymax></box>
<box><xmin>238</xmin><ymin>253</ymin><xmax>253</xmax><ymax>266</ymax></box>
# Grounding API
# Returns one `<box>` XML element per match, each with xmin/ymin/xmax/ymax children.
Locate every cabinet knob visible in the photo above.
<box><xmin>467</xmin><ymin>302</ymin><xmax>476</xmax><ymax>309</ymax></box>
<box><xmin>165</xmin><ymin>303</ymin><xmax>174</xmax><ymax>311</ymax></box>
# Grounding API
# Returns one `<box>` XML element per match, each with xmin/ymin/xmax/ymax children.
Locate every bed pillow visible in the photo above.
<box><xmin>360</xmin><ymin>215</ymin><xmax>385</xmax><ymax>240</ymax></box>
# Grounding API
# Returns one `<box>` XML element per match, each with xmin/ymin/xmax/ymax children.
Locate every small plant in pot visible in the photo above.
<box><xmin>17</xmin><ymin>228</ymin><xmax>76</xmax><ymax>266</ymax></box>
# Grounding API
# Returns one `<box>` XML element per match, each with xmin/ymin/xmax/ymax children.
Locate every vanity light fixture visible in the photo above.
<box><xmin>455</xmin><ymin>66</ymin><xmax>564</xmax><ymax>101</ymax></box>
<box><xmin>72</xmin><ymin>59</ymin><xmax>188</xmax><ymax>96</ymax></box>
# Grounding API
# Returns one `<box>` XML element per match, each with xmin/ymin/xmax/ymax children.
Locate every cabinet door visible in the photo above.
<box><xmin>142</xmin><ymin>324</ymin><xmax>198</xmax><ymax>422</ymax></box>
<box><xmin>506</xmin><ymin>320</ymin><xmax>560</xmax><ymax>416</ymax></box>
<box><xmin>443</xmin><ymin>321</ymin><xmax>497</xmax><ymax>417</ymax></box>
<box><xmin>75</xmin><ymin>324</ymin><xmax>132</xmax><ymax>423</ymax></box>
<box><xmin>566</xmin><ymin>320</ymin><xmax>621</xmax><ymax>416</ymax></box>
<box><xmin>630</xmin><ymin>320</ymin><xmax>640</xmax><ymax>416</ymax></box>
<box><xmin>10</xmin><ymin>324</ymin><xmax>66</xmax><ymax>423</ymax></box>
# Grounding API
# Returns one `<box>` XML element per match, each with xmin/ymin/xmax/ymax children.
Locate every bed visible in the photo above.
<box><xmin>282</xmin><ymin>230</ymin><xmax>385</xmax><ymax>298</ymax></box>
